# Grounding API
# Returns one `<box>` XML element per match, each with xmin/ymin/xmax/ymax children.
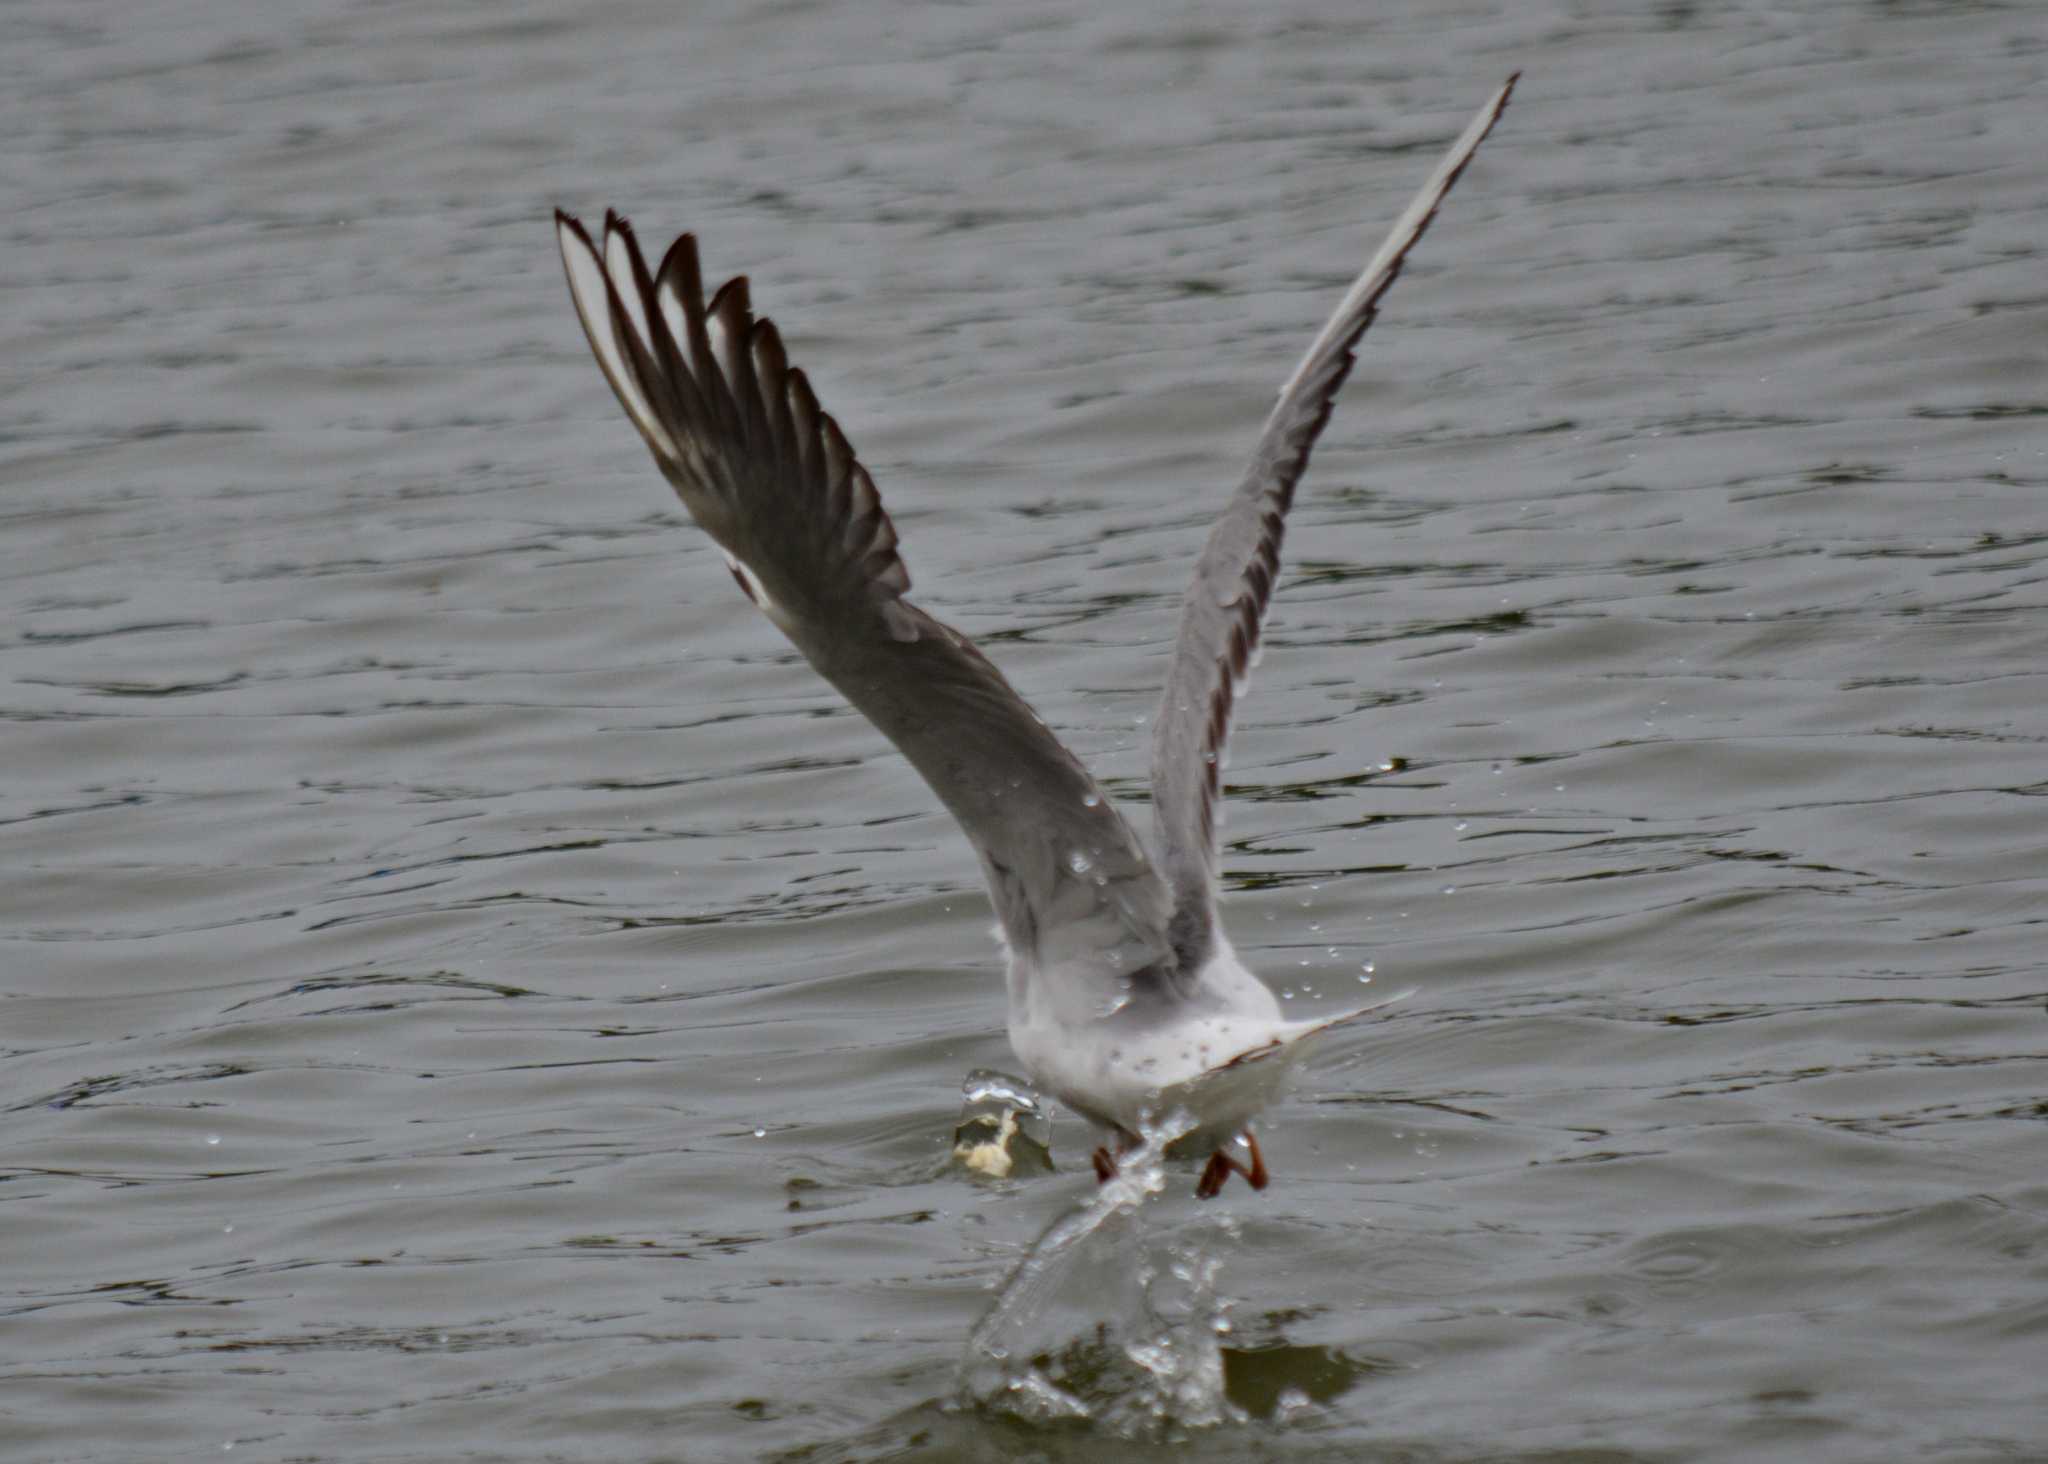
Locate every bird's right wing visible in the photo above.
<box><xmin>556</xmin><ymin>212</ymin><xmax>1175</xmax><ymax>977</ymax></box>
<box><xmin>1148</xmin><ymin>77</ymin><xmax>1518</xmax><ymax>964</ymax></box>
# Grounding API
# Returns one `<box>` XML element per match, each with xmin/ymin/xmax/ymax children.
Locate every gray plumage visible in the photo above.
<box><xmin>555</xmin><ymin>75</ymin><xmax>1516</xmax><ymax>1190</ymax></box>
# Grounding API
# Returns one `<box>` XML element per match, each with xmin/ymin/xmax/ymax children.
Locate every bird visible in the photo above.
<box><xmin>554</xmin><ymin>75</ymin><xmax>1516</xmax><ymax>1199</ymax></box>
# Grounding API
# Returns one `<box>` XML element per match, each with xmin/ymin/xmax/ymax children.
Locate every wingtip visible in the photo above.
<box><xmin>554</xmin><ymin>208</ymin><xmax>593</xmax><ymax>249</ymax></box>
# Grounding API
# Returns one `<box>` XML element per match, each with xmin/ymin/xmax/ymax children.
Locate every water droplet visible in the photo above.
<box><xmin>1066</xmin><ymin>850</ymin><xmax>1093</xmax><ymax>875</ymax></box>
<box><xmin>1454</xmin><ymin>820</ymin><xmax>1468</xmax><ymax>832</ymax></box>
<box><xmin>206</xmin><ymin>1134</ymin><xmax>221</xmax><ymax>1147</ymax></box>
<box><xmin>1361</xmin><ymin>961</ymin><xmax>1377</xmax><ymax>975</ymax></box>
<box><xmin>1378</xmin><ymin>759</ymin><xmax>1396</xmax><ymax>773</ymax></box>
<box><xmin>1081</xmin><ymin>792</ymin><xmax>1100</xmax><ymax>808</ymax></box>
<box><xmin>1442</xmin><ymin>885</ymin><xmax>1457</xmax><ymax>896</ymax></box>
<box><xmin>222</xmin><ymin>1224</ymin><xmax>234</xmax><ymax>1235</ymax></box>
<box><xmin>1282</xmin><ymin>988</ymin><xmax>1295</xmax><ymax>999</ymax></box>
<box><xmin>752</xmin><ymin>1127</ymin><xmax>766</xmax><ymax>1139</ymax></box>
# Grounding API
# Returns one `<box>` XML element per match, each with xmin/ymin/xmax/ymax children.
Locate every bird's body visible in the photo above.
<box><xmin>555</xmin><ymin>76</ymin><xmax>1516</xmax><ymax>1195</ymax></box>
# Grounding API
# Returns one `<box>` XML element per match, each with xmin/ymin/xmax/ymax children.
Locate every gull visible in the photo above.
<box><xmin>555</xmin><ymin>75</ymin><xmax>1516</xmax><ymax>1198</ymax></box>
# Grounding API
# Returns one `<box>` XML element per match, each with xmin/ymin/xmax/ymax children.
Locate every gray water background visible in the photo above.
<box><xmin>4</xmin><ymin>0</ymin><xmax>2045</xmax><ymax>1459</ymax></box>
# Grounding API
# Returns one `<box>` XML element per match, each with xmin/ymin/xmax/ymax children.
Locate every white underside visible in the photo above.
<box><xmin>1005</xmin><ymin>936</ymin><xmax>1331</xmax><ymax>1146</ymax></box>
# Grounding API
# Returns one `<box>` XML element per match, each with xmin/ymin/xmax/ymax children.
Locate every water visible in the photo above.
<box><xmin>5</xmin><ymin>1</ymin><xmax>2045</xmax><ymax>1459</ymax></box>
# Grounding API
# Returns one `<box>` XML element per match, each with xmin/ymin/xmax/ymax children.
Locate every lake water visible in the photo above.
<box><xmin>4</xmin><ymin>1</ymin><xmax>2045</xmax><ymax>1459</ymax></box>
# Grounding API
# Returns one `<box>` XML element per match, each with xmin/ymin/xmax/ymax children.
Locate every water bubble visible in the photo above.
<box><xmin>1275</xmin><ymin>1385</ymin><xmax>1316</xmax><ymax>1424</ymax></box>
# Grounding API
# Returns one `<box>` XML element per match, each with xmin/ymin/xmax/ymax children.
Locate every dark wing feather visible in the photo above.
<box><xmin>557</xmin><ymin>211</ymin><xmax>1174</xmax><ymax>975</ymax></box>
<box><xmin>1149</xmin><ymin>76</ymin><xmax>1518</xmax><ymax>964</ymax></box>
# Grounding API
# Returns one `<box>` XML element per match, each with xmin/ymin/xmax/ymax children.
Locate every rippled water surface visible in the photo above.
<box><xmin>5</xmin><ymin>1</ymin><xmax>2046</xmax><ymax>1459</ymax></box>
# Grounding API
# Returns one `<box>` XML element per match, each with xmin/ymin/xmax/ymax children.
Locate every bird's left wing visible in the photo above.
<box><xmin>556</xmin><ymin>211</ymin><xmax>1174</xmax><ymax>976</ymax></box>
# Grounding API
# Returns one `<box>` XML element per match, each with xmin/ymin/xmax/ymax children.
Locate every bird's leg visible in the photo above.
<box><xmin>1194</xmin><ymin>1130</ymin><xmax>1270</xmax><ymax>1199</ymax></box>
<box><xmin>1091</xmin><ymin>1127</ymin><xmax>1142</xmax><ymax>1183</ymax></box>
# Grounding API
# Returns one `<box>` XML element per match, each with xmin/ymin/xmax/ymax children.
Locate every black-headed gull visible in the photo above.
<box><xmin>556</xmin><ymin>75</ymin><xmax>1516</xmax><ymax>1197</ymax></box>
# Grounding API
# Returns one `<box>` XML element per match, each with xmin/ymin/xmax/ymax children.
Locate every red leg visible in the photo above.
<box><xmin>1194</xmin><ymin>1131</ymin><xmax>1271</xmax><ymax>1199</ymax></box>
<box><xmin>1091</xmin><ymin>1128</ymin><xmax>1141</xmax><ymax>1184</ymax></box>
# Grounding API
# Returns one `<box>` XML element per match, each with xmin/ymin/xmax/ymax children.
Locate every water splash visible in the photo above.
<box><xmin>960</xmin><ymin>1109</ymin><xmax>1247</xmax><ymax>1435</ymax></box>
<box><xmin>952</xmin><ymin>1070</ymin><xmax>1054</xmax><ymax>1180</ymax></box>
